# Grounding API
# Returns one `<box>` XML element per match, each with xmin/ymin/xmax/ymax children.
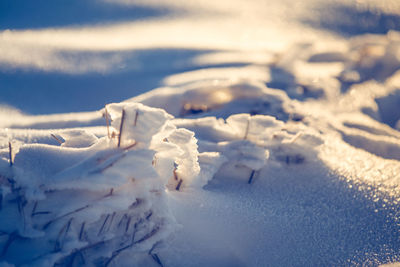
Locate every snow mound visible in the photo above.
<box><xmin>0</xmin><ymin>98</ymin><xmax>327</xmax><ymax>266</ymax></box>
<box><xmin>131</xmin><ymin>80</ymin><xmax>294</xmax><ymax>121</ymax></box>
<box><xmin>0</xmin><ymin>103</ymin><xmax>206</xmax><ymax>266</ymax></box>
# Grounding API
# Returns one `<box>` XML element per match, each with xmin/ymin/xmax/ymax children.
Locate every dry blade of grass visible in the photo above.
<box><xmin>31</xmin><ymin>201</ymin><xmax>38</xmax><ymax>217</ymax></box>
<box><xmin>104</xmin><ymin>237</ymin><xmax>135</xmax><ymax>267</ymax></box>
<box><xmin>117</xmin><ymin>213</ymin><xmax>128</xmax><ymax>229</ymax></box>
<box><xmin>133</xmin><ymin>110</ymin><xmax>139</xmax><ymax>126</ymax></box>
<box><xmin>8</xmin><ymin>142</ymin><xmax>13</xmax><ymax>167</ymax></box>
<box><xmin>1</xmin><ymin>231</ymin><xmax>19</xmax><ymax>257</ymax></box>
<box><xmin>104</xmin><ymin>218</ymin><xmax>148</xmax><ymax>267</ymax></box>
<box><xmin>117</xmin><ymin>109</ymin><xmax>126</xmax><ymax>148</ymax></box>
<box><xmin>248</xmin><ymin>170</ymin><xmax>257</xmax><ymax>184</ymax></box>
<box><xmin>43</xmin><ymin>204</ymin><xmax>90</xmax><ymax>230</ymax></box>
<box><xmin>125</xmin><ymin>216</ymin><xmax>132</xmax><ymax>233</ymax></box>
<box><xmin>105</xmin><ymin>188</ymin><xmax>114</xmax><ymax>197</ymax></box>
<box><xmin>133</xmin><ymin>226</ymin><xmax>160</xmax><ymax>245</ymax></box>
<box><xmin>173</xmin><ymin>168</ymin><xmax>178</xmax><ymax>181</ymax></box>
<box><xmin>54</xmin><ymin>218</ymin><xmax>73</xmax><ymax>252</ymax></box>
<box><xmin>123</xmin><ymin>141</ymin><xmax>137</xmax><ymax>150</ymax></box>
<box><xmin>98</xmin><ymin>214</ymin><xmax>111</xmax><ymax>236</ymax></box>
<box><xmin>50</xmin><ymin>134</ymin><xmax>63</xmax><ymax>145</ymax></box>
<box><xmin>104</xmin><ymin>251</ymin><xmax>120</xmax><ymax>267</ymax></box>
<box><xmin>145</xmin><ymin>210</ymin><xmax>153</xmax><ymax>220</ymax></box>
<box><xmin>150</xmin><ymin>253</ymin><xmax>164</xmax><ymax>267</ymax></box>
<box><xmin>129</xmin><ymin>198</ymin><xmax>142</xmax><ymax>209</ymax></box>
<box><xmin>31</xmin><ymin>201</ymin><xmax>51</xmax><ymax>217</ymax></box>
<box><xmin>173</xmin><ymin>165</ymin><xmax>184</xmax><ymax>190</ymax></box>
<box><xmin>79</xmin><ymin>222</ymin><xmax>86</xmax><ymax>241</ymax></box>
<box><xmin>149</xmin><ymin>242</ymin><xmax>164</xmax><ymax>267</ymax></box>
<box><xmin>106</xmin><ymin>212</ymin><xmax>116</xmax><ymax>232</ymax></box>
<box><xmin>176</xmin><ymin>179</ymin><xmax>183</xmax><ymax>191</ymax></box>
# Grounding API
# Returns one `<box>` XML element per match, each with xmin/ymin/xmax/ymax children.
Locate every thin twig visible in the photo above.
<box><xmin>51</xmin><ymin>134</ymin><xmax>63</xmax><ymax>145</ymax></box>
<box><xmin>104</xmin><ymin>251</ymin><xmax>119</xmax><ymax>267</ymax></box>
<box><xmin>98</xmin><ymin>214</ymin><xmax>110</xmax><ymax>236</ymax></box>
<box><xmin>105</xmin><ymin>188</ymin><xmax>114</xmax><ymax>198</ymax></box>
<box><xmin>145</xmin><ymin>211</ymin><xmax>153</xmax><ymax>220</ymax></box>
<box><xmin>150</xmin><ymin>253</ymin><xmax>164</xmax><ymax>267</ymax></box>
<box><xmin>31</xmin><ymin>201</ymin><xmax>51</xmax><ymax>217</ymax></box>
<box><xmin>104</xmin><ymin>235</ymin><xmax>138</xmax><ymax>267</ymax></box>
<box><xmin>117</xmin><ymin>109</ymin><xmax>126</xmax><ymax>148</ymax></box>
<box><xmin>31</xmin><ymin>201</ymin><xmax>38</xmax><ymax>217</ymax></box>
<box><xmin>130</xmin><ymin>218</ymin><xmax>144</xmax><ymax>244</ymax></box>
<box><xmin>106</xmin><ymin>221</ymin><xmax>141</xmax><ymax>266</ymax></box>
<box><xmin>133</xmin><ymin>110</ymin><xmax>139</xmax><ymax>126</ymax></box>
<box><xmin>79</xmin><ymin>222</ymin><xmax>86</xmax><ymax>241</ymax></box>
<box><xmin>107</xmin><ymin>212</ymin><xmax>116</xmax><ymax>232</ymax></box>
<box><xmin>54</xmin><ymin>218</ymin><xmax>73</xmax><ymax>251</ymax></box>
<box><xmin>1</xmin><ymin>231</ymin><xmax>18</xmax><ymax>257</ymax></box>
<box><xmin>176</xmin><ymin>179</ymin><xmax>183</xmax><ymax>191</ymax></box>
<box><xmin>131</xmin><ymin>223</ymin><xmax>138</xmax><ymax>244</ymax></box>
<box><xmin>124</xmin><ymin>141</ymin><xmax>137</xmax><ymax>150</ymax></box>
<box><xmin>248</xmin><ymin>170</ymin><xmax>257</xmax><ymax>184</ymax></box>
<box><xmin>32</xmin><ymin>211</ymin><xmax>51</xmax><ymax>216</ymax></box>
<box><xmin>129</xmin><ymin>198</ymin><xmax>142</xmax><ymax>209</ymax></box>
<box><xmin>148</xmin><ymin>241</ymin><xmax>164</xmax><ymax>267</ymax></box>
<box><xmin>8</xmin><ymin>142</ymin><xmax>13</xmax><ymax>166</ymax></box>
<box><xmin>43</xmin><ymin>205</ymin><xmax>89</xmax><ymax>230</ymax></box>
<box><xmin>149</xmin><ymin>242</ymin><xmax>158</xmax><ymax>255</ymax></box>
<box><xmin>117</xmin><ymin>213</ymin><xmax>128</xmax><ymax>229</ymax></box>
<box><xmin>133</xmin><ymin>226</ymin><xmax>160</xmax><ymax>244</ymax></box>
<box><xmin>125</xmin><ymin>216</ymin><xmax>132</xmax><ymax>233</ymax></box>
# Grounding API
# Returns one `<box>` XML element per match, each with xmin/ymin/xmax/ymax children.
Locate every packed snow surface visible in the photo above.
<box><xmin>1</xmin><ymin>0</ymin><xmax>400</xmax><ymax>266</ymax></box>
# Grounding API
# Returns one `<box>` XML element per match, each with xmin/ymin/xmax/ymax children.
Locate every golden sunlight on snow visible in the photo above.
<box><xmin>0</xmin><ymin>0</ymin><xmax>344</xmax><ymax>73</ymax></box>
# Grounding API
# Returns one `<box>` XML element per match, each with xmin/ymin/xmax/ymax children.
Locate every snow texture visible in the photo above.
<box><xmin>1</xmin><ymin>1</ymin><xmax>400</xmax><ymax>266</ymax></box>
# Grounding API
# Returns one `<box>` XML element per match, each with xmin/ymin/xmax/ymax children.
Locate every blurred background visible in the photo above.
<box><xmin>0</xmin><ymin>0</ymin><xmax>399</xmax><ymax>114</ymax></box>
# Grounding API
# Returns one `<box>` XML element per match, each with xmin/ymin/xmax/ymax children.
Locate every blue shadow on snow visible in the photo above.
<box><xmin>0</xmin><ymin>0</ymin><xmax>172</xmax><ymax>30</ymax></box>
<box><xmin>303</xmin><ymin>4</ymin><xmax>400</xmax><ymax>37</ymax></box>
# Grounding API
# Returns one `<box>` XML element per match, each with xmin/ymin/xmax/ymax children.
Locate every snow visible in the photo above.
<box><xmin>1</xmin><ymin>0</ymin><xmax>400</xmax><ymax>266</ymax></box>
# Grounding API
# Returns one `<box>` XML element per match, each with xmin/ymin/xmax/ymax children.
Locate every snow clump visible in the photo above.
<box><xmin>0</xmin><ymin>102</ymin><xmax>204</xmax><ymax>266</ymax></box>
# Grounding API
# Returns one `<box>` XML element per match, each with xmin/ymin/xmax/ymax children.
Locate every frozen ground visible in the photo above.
<box><xmin>1</xmin><ymin>0</ymin><xmax>400</xmax><ymax>266</ymax></box>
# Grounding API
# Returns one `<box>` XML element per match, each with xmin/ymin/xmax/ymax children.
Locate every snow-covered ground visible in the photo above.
<box><xmin>1</xmin><ymin>0</ymin><xmax>400</xmax><ymax>266</ymax></box>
